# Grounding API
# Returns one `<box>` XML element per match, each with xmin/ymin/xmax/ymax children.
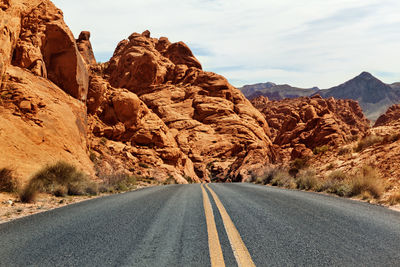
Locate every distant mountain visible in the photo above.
<box><xmin>317</xmin><ymin>72</ymin><xmax>400</xmax><ymax>121</ymax></box>
<box><xmin>240</xmin><ymin>72</ymin><xmax>400</xmax><ymax>121</ymax></box>
<box><xmin>240</xmin><ymin>83</ymin><xmax>319</xmax><ymax>100</ymax></box>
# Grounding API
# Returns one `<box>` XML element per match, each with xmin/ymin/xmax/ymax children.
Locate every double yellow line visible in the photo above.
<box><xmin>201</xmin><ymin>184</ymin><xmax>255</xmax><ymax>267</ymax></box>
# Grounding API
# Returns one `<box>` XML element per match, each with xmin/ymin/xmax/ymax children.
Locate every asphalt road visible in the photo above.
<box><xmin>0</xmin><ymin>183</ymin><xmax>399</xmax><ymax>266</ymax></box>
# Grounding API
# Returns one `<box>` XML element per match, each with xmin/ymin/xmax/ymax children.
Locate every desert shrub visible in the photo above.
<box><xmin>387</xmin><ymin>191</ymin><xmax>400</xmax><ymax>205</ymax></box>
<box><xmin>53</xmin><ymin>186</ymin><xmax>68</xmax><ymax>197</ymax></box>
<box><xmin>320</xmin><ymin>179</ymin><xmax>350</xmax><ymax>197</ymax></box>
<box><xmin>383</xmin><ymin>133</ymin><xmax>400</xmax><ymax>143</ymax></box>
<box><xmin>0</xmin><ymin>168</ymin><xmax>18</xmax><ymax>192</ymax></box>
<box><xmin>338</xmin><ymin>146</ymin><xmax>352</xmax><ymax>156</ymax></box>
<box><xmin>100</xmin><ymin>172</ymin><xmax>137</xmax><ymax>192</ymax></box>
<box><xmin>328</xmin><ymin>170</ymin><xmax>347</xmax><ymax>181</ymax></box>
<box><xmin>348</xmin><ymin>166</ymin><xmax>384</xmax><ymax>199</ymax></box>
<box><xmin>252</xmin><ymin>167</ymin><xmax>284</xmax><ymax>185</ymax></box>
<box><xmin>19</xmin><ymin>185</ymin><xmax>38</xmax><ymax>203</ymax></box>
<box><xmin>354</xmin><ymin>135</ymin><xmax>383</xmax><ymax>152</ymax></box>
<box><xmin>20</xmin><ymin>161</ymin><xmax>97</xmax><ymax>202</ymax></box>
<box><xmin>271</xmin><ymin>171</ymin><xmax>296</xmax><ymax>189</ymax></box>
<box><xmin>291</xmin><ymin>158</ymin><xmax>308</xmax><ymax>170</ymax></box>
<box><xmin>296</xmin><ymin>170</ymin><xmax>320</xmax><ymax>190</ymax></box>
<box><xmin>313</xmin><ymin>145</ymin><xmax>329</xmax><ymax>155</ymax></box>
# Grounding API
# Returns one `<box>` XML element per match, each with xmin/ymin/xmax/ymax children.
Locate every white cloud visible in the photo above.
<box><xmin>52</xmin><ymin>0</ymin><xmax>400</xmax><ymax>88</ymax></box>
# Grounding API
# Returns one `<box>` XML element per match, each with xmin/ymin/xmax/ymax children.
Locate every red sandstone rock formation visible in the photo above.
<box><xmin>0</xmin><ymin>0</ymin><xmax>92</xmax><ymax>181</ymax></box>
<box><xmin>76</xmin><ymin>31</ymin><xmax>97</xmax><ymax>65</ymax></box>
<box><xmin>252</xmin><ymin>95</ymin><xmax>370</xmax><ymax>160</ymax></box>
<box><xmin>88</xmin><ymin>30</ymin><xmax>275</xmax><ymax>181</ymax></box>
<box><xmin>1</xmin><ymin>0</ymin><xmax>88</xmax><ymax>101</ymax></box>
<box><xmin>374</xmin><ymin>104</ymin><xmax>400</xmax><ymax>127</ymax></box>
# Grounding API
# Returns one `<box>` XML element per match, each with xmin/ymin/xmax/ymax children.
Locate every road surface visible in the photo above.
<box><xmin>0</xmin><ymin>183</ymin><xmax>399</xmax><ymax>266</ymax></box>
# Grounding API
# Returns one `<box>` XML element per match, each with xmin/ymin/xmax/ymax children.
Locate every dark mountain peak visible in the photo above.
<box><xmin>358</xmin><ymin>71</ymin><xmax>374</xmax><ymax>79</ymax></box>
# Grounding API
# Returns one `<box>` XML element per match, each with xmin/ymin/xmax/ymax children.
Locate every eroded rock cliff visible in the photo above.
<box><xmin>252</xmin><ymin>95</ymin><xmax>370</xmax><ymax>160</ymax></box>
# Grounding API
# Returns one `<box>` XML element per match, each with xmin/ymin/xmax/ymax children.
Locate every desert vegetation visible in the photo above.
<box><xmin>354</xmin><ymin>134</ymin><xmax>383</xmax><ymax>152</ymax></box>
<box><xmin>0</xmin><ymin>168</ymin><xmax>18</xmax><ymax>193</ymax></box>
<box><xmin>19</xmin><ymin>161</ymin><xmax>98</xmax><ymax>203</ymax></box>
<box><xmin>98</xmin><ymin>172</ymin><xmax>138</xmax><ymax>193</ymax></box>
<box><xmin>250</xmin><ymin>164</ymin><xmax>390</xmax><ymax>204</ymax></box>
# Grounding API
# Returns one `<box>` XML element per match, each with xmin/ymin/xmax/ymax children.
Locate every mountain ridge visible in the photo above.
<box><xmin>239</xmin><ymin>72</ymin><xmax>400</xmax><ymax>121</ymax></box>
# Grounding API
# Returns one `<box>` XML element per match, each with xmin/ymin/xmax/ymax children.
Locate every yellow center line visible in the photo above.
<box><xmin>201</xmin><ymin>184</ymin><xmax>226</xmax><ymax>267</ymax></box>
<box><xmin>205</xmin><ymin>184</ymin><xmax>256</xmax><ymax>267</ymax></box>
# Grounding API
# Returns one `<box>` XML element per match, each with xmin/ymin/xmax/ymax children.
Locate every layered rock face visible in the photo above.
<box><xmin>252</xmin><ymin>95</ymin><xmax>370</xmax><ymax>160</ymax></box>
<box><xmin>88</xmin><ymin>31</ymin><xmax>275</xmax><ymax>181</ymax></box>
<box><xmin>0</xmin><ymin>0</ymin><xmax>92</xmax><ymax>182</ymax></box>
<box><xmin>374</xmin><ymin>104</ymin><xmax>400</xmax><ymax>127</ymax></box>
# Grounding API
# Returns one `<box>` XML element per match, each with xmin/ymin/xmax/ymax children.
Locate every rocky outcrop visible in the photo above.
<box><xmin>4</xmin><ymin>0</ymin><xmax>88</xmax><ymax>101</ymax></box>
<box><xmin>0</xmin><ymin>65</ymin><xmax>93</xmax><ymax>182</ymax></box>
<box><xmin>374</xmin><ymin>104</ymin><xmax>400</xmax><ymax>127</ymax></box>
<box><xmin>1</xmin><ymin>2</ymin><xmax>276</xmax><ymax>183</ymax></box>
<box><xmin>252</xmin><ymin>95</ymin><xmax>370</xmax><ymax>160</ymax></box>
<box><xmin>76</xmin><ymin>31</ymin><xmax>96</xmax><ymax>65</ymax></box>
<box><xmin>0</xmin><ymin>0</ymin><xmax>92</xmax><ymax>182</ymax></box>
<box><xmin>90</xmin><ymin>30</ymin><xmax>276</xmax><ymax>181</ymax></box>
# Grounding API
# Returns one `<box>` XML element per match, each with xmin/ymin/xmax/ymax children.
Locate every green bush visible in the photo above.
<box><xmin>0</xmin><ymin>168</ymin><xmax>18</xmax><ymax>193</ymax></box>
<box><xmin>354</xmin><ymin>135</ymin><xmax>383</xmax><ymax>152</ymax></box>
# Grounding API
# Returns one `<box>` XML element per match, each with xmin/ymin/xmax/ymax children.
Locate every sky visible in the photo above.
<box><xmin>52</xmin><ymin>0</ymin><xmax>400</xmax><ymax>89</ymax></box>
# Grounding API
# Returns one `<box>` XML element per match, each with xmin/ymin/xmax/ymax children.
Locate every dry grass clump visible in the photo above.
<box><xmin>387</xmin><ymin>191</ymin><xmax>400</xmax><ymax>205</ymax></box>
<box><xmin>0</xmin><ymin>168</ymin><xmax>18</xmax><ymax>193</ymax></box>
<box><xmin>328</xmin><ymin>170</ymin><xmax>347</xmax><ymax>181</ymax></box>
<box><xmin>354</xmin><ymin>135</ymin><xmax>383</xmax><ymax>152</ymax></box>
<box><xmin>348</xmin><ymin>166</ymin><xmax>384</xmax><ymax>199</ymax></box>
<box><xmin>295</xmin><ymin>170</ymin><xmax>320</xmax><ymax>190</ymax></box>
<box><xmin>20</xmin><ymin>161</ymin><xmax>98</xmax><ymax>203</ymax></box>
<box><xmin>251</xmin><ymin>165</ymin><xmax>385</xmax><ymax>202</ymax></box>
<box><xmin>251</xmin><ymin>167</ymin><xmax>284</xmax><ymax>185</ymax></box>
<box><xmin>99</xmin><ymin>172</ymin><xmax>137</xmax><ymax>193</ymax></box>
<box><xmin>320</xmin><ymin>166</ymin><xmax>384</xmax><ymax>200</ymax></box>
<box><xmin>271</xmin><ymin>171</ymin><xmax>296</xmax><ymax>189</ymax></box>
